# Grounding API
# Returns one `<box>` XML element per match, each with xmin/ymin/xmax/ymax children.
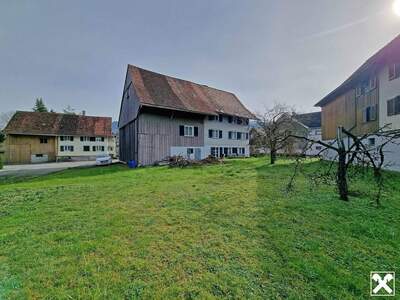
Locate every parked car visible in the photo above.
<box><xmin>96</xmin><ymin>155</ymin><xmax>112</xmax><ymax>166</ymax></box>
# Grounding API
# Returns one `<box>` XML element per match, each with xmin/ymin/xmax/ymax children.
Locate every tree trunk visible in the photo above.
<box><xmin>374</xmin><ymin>169</ymin><xmax>383</xmax><ymax>207</ymax></box>
<box><xmin>337</xmin><ymin>148</ymin><xmax>349</xmax><ymax>201</ymax></box>
<box><xmin>270</xmin><ymin>148</ymin><xmax>277</xmax><ymax>165</ymax></box>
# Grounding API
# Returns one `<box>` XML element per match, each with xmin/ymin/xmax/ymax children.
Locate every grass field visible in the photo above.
<box><xmin>0</xmin><ymin>157</ymin><xmax>399</xmax><ymax>299</ymax></box>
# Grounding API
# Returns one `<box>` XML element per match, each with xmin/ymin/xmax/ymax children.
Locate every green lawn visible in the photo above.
<box><xmin>0</xmin><ymin>158</ymin><xmax>399</xmax><ymax>299</ymax></box>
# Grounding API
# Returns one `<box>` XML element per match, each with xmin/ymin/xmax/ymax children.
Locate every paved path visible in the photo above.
<box><xmin>0</xmin><ymin>161</ymin><xmax>102</xmax><ymax>177</ymax></box>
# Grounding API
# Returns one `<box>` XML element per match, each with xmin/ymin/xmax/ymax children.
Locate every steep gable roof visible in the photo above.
<box><xmin>4</xmin><ymin>111</ymin><xmax>112</xmax><ymax>137</ymax></box>
<box><xmin>127</xmin><ymin>65</ymin><xmax>256</xmax><ymax>119</ymax></box>
<box><xmin>315</xmin><ymin>34</ymin><xmax>400</xmax><ymax>107</ymax></box>
<box><xmin>294</xmin><ymin>112</ymin><xmax>321</xmax><ymax>128</ymax></box>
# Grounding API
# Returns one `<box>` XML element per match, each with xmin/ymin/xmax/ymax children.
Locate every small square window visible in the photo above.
<box><xmin>368</xmin><ymin>138</ymin><xmax>376</xmax><ymax>147</ymax></box>
<box><xmin>40</xmin><ymin>137</ymin><xmax>48</xmax><ymax>144</ymax></box>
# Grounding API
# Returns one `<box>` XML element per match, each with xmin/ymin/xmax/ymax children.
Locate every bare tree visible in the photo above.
<box><xmin>0</xmin><ymin>111</ymin><xmax>15</xmax><ymax>130</ymax></box>
<box><xmin>289</xmin><ymin>126</ymin><xmax>400</xmax><ymax>204</ymax></box>
<box><xmin>63</xmin><ymin>105</ymin><xmax>76</xmax><ymax>114</ymax></box>
<box><xmin>256</xmin><ymin>104</ymin><xmax>297</xmax><ymax>164</ymax></box>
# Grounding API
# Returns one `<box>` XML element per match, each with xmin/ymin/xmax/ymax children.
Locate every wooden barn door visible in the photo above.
<box><xmin>8</xmin><ymin>144</ymin><xmax>31</xmax><ymax>164</ymax></box>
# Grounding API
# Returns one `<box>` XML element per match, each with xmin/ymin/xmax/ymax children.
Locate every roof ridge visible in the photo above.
<box><xmin>128</xmin><ymin>64</ymin><xmax>237</xmax><ymax>96</ymax></box>
<box><xmin>15</xmin><ymin>110</ymin><xmax>111</xmax><ymax>119</ymax></box>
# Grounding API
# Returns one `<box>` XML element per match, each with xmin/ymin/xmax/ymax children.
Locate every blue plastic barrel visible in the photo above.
<box><xmin>128</xmin><ymin>160</ymin><xmax>137</xmax><ymax>168</ymax></box>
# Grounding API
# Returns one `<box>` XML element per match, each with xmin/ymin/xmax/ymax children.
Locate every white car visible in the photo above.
<box><xmin>96</xmin><ymin>155</ymin><xmax>112</xmax><ymax>166</ymax></box>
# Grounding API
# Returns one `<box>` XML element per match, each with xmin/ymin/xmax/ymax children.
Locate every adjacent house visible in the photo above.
<box><xmin>315</xmin><ymin>34</ymin><xmax>400</xmax><ymax>170</ymax></box>
<box><xmin>315</xmin><ymin>34</ymin><xmax>400</xmax><ymax>139</ymax></box>
<box><xmin>249</xmin><ymin>112</ymin><xmax>321</xmax><ymax>156</ymax></box>
<box><xmin>118</xmin><ymin>65</ymin><xmax>255</xmax><ymax>165</ymax></box>
<box><xmin>293</xmin><ymin>112</ymin><xmax>322</xmax><ymax>156</ymax></box>
<box><xmin>4</xmin><ymin>111</ymin><xmax>114</xmax><ymax>164</ymax></box>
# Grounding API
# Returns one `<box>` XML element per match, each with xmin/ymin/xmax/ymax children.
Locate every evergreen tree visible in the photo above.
<box><xmin>33</xmin><ymin>98</ymin><xmax>48</xmax><ymax>112</ymax></box>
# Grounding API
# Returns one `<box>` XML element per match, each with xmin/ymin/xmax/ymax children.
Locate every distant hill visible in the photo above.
<box><xmin>112</xmin><ymin>121</ymin><xmax>118</xmax><ymax>135</ymax></box>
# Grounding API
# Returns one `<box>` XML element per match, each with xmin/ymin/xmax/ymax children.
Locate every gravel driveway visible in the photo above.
<box><xmin>0</xmin><ymin>161</ymin><xmax>106</xmax><ymax>177</ymax></box>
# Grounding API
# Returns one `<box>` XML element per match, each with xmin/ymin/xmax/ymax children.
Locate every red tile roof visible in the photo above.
<box><xmin>128</xmin><ymin>65</ymin><xmax>256</xmax><ymax>119</ymax></box>
<box><xmin>4</xmin><ymin>111</ymin><xmax>112</xmax><ymax>137</ymax></box>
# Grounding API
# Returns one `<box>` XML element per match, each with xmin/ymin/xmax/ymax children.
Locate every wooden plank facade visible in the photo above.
<box><xmin>321</xmin><ymin>86</ymin><xmax>379</xmax><ymax>140</ymax></box>
<box><xmin>5</xmin><ymin>135</ymin><xmax>56</xmax><ymax>164</ymax></box>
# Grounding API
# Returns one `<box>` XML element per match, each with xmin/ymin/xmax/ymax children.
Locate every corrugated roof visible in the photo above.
<box><xmin>4</xmin><ymin>111</ymin><xmax>112</xmax><ymax>137</ymax></box>
<box><xmin>315</xmin><ymin>34</ymin><xmax>400</xmax><ymax>107</ymax></box>
<box><xmin>294</xmin><ymin>112</ymin><xmax>321</xmax><ymax>128</ymax></box>
<box><xmin>128</xmin><ymin>65</ymin><xmax>256</xmax><ymax>119</ymax></box>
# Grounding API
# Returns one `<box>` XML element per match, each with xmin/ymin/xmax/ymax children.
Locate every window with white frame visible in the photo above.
<box><xmin>389</xmin><ymin>63</ymin><xmax>400</xmax><ymax>81</ymax></box>
<box><xmin>208</xmin><ymin>129</ymin><xmax>222</xmax><ymax>139</ymax></box>
<box><xmin>60</xmin><ymin>145</ymin><xmax>74</xmax><ymax>152</ymax></box>
<box><xmin>81</xmin><ymin>136</ymin><xmax>90</xmax><ymax>142</ymax></box>
<box><xmin>179</xmin><ymin>125</ymin><xmax>198</xmax><ymax>137</ymax></box>
<box><xmin>60</xmin><ymin>136</ymin><xmax>74</xmax><ymax>142</ymax></box>
<box><xmin>369</xmin><ymin>77</ymin><xmax>377</xmax><ymax>90</ymax></box>
<box><xmin>210</xmin><ymin>147</ymin><xmax>219</xmax><ymax>157</ymax></box>
<box><xmin>96</xmin><ymin>137</ymin><xmax>105</xmax><ymax>142</ymax></box>
<box><xmin>92</xmin><ymin>146</ymin><xmax>105</xmax><ymax>152</ymax></box>
<box><xmin>387</xmin><ymin>96</ymin><xmax>400</xmax><ymax>116</ymax></box>
<box><xmin>184</xmin><ymin>126</ymin><xmax>194</xmax><ymax>137</ymax></box>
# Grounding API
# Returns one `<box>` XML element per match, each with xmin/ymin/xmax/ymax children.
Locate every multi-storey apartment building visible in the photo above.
<box><xmin>118</xmin><ymin>65</ymin><xmax>255</xmax><ymax>165</ymax></box>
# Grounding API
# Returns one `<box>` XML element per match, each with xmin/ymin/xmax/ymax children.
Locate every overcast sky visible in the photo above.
<box><xmin>1</xmin><ymin>0</ymin><xmax>400</xmax><ymax>120</ymax></box>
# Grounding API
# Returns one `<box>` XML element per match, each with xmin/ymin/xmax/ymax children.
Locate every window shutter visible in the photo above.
<box><xmin>228</xmin><ymin>131</ymin><xmax>232</xmax><ymax>139</ymax></box>
<box><xmin>194</xmin><ymin>126</ymin><xmax>198</xmax><ymax>136</ymax></box>
<box><xmin>237</xmin><ymin>132</ymin><xmax>241</xmax><ymax>140</ymax></box>
<box><xmin>208</xmin><ymin>130</ymin><xmax>212</xmax><ymax>138</ymax></box>
<box><xmin>395</xmin><ymin>97</ymin><xmax>400</xmax><ymax>115</ymax></box>
<box><xmin>246</xmin><ymin>133</ymin><xmax>249</xmax><ymax>140</ymax></box>
<box><xmin>388</xmin><ymin>99</ymin><xmax>394</xmax><ymax>116</ymax></box>
<box><xmin>219</xmin><ymin>130</ymin><xmax>222</xmax><ymax>139</ymax></box>
<box><xmin>179</xmin><ymin>125</ymin><xmax>184</xmax><ymax>136</ymax></box>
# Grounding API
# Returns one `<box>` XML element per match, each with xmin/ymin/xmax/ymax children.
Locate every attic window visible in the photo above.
<box><xmin>389</xmin><ymin>63</ymin><xmax>400</xmax><ymax>81</ymax></box>
<box><xmin>355</xmin><ymin>86</ymin><xmax>363</xmax><ymax>98</ymax></box>
<box><xmin>369</xmin><ymin>77</ymin><xmax>377</xmax><ymax>90</ymax></box>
